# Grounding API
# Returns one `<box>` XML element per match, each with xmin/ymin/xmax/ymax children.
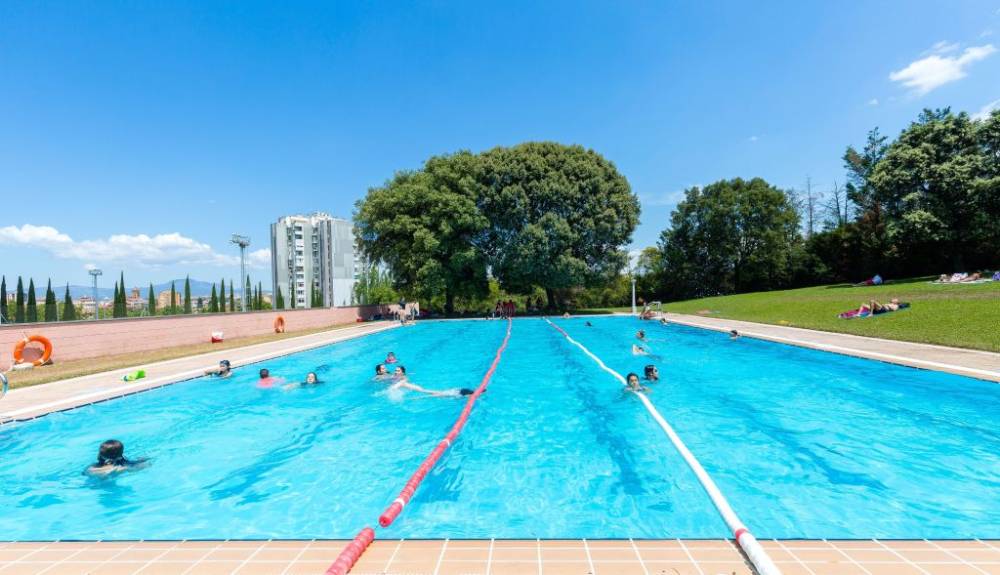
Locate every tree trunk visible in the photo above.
<box><xmin>545</xmin><ymin>288</ymin><xmax>556</xmax><ymax>310</ymax></box>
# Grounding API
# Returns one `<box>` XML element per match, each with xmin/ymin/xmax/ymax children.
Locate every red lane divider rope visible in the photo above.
<box><xmin>325</xmin><ymin>318</ymin><xmax>514</xmax><ymax>575</ymax></box>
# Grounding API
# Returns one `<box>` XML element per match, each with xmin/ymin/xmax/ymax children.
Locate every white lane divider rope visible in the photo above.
<box><xmin>544</xmin><ymin>318</ymin><xmax>781</xmax><ymax>575</ymax></box>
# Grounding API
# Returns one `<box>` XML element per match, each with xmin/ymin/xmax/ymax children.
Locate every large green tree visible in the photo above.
<box><xmin>44</xmin><ymin>279</ymin><xmax>57</xmax><ymax>322</ymax></box>
<box><xmin>870</xmin><ymin>108</ymin><xmax>988</xmax><ymax>271</ymax></box>
<box><xmin>63</xmin><ymin>284</ymin><xmax>76</xmax><ymax>321</ymax></box>
<box><xmin>658</xmin><ymin>178</ymin><xmax>801</xmax><ymax>299</ymax></box>
<box><xmin>478</xmin><ymin>142</ymin><xmax>640</xmax><ymax>308</ymax></box>
<box><xmin>355</xmin><ymin>151</ymin><xmax>490</xmax><ymax>314</ymax></box>
<box><xmin>26</xmin><ymin>278</ymin><xmax>38</xmax><ymax>322</ymax></box>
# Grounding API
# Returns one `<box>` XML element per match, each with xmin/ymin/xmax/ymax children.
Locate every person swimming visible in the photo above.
<box><xmin>205</xmin><ymin>359</ymin><xmax>232</xmax><ymax>378</ymax></box>
<box><xmin>729</xmin><ymin>329</ymin><xmax>740</xmax><ymax>339</ymax></box>
<box><xmin>374</xmin><ymin>364</ymin><xmax>390</xmax><ymax>379</ymax></box>
<box><xmin>284</xmin><ymin>372</ymin><xmax>321</xmax><ymax>390</ymax></box>
<box><xmin>384</xmin><ymin>352</ymin><xmax>398</xmax><ymax>364</ymax></box>
<box><xmin>643</xmin><ymin>364</ymin><xmax>659</xmax><ymax>382</ymax></box>
<box><xmin>625</xmin><ymin>372</ymin><xmax>649</xmax><ymax>393</ymax></box>
<box><xmin>86</xmin><ymin>439</ymin><xmax>148</xmax><ymax>476</ymax></box>
<box><xmin>257</xmin><ymin>368</ymin><xmax>282</xmax><ymax>389</ymax></box>
<box><xmin>585</xmin><ymin>321</ymin><xmax>593</xmax><ymax>327</ymax></box>
<box><xmin>636</xmin><ymin>329</ymin><xmax>647</xmax><ymax>341</ymax></box>
<box><xmin>385</xmin><ymin>366</ymin><xmax>476</xmax><ymax>398</ymax></box>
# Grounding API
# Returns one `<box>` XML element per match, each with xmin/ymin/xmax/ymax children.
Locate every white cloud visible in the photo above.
<box><xmin>973</xmin><ymin>98</ymin><xmax>1000</xmax><ymax>120</ymax></box>
<box><xmin>748</xmin><ymin>135</ymin><xmax>759</xmax><ymax>142</ymax></box>
<box><xmin>639</xmin><ymin>189</ymin><xmax>688</xmax><ymax>207</ymax></box>
<box><xmin>890</xmin><ymin>43</ymin><xmax>996</xmax><ymax>95</ymax></box>
<box><xmin>248</xmin><ymin>248</ymin><xmax>272</xmax><ymax>267</ymax></box>
<box><xmin>982</xmin><ymin>29</ymin><xmax>994</xmax><ymax>38</ymax></box>
<box><xmin>867</xmin><ymin>98</ymin><xmax>879</xmax><ymax>106</ymax></box>
<box><xmin>926</xmin><ymin>41</ymin><xmax>959</xmax><ymax>55</ymax></box>
<box><xmin>0</xmin><ymin>224</ymin><xmax>267</xmax><ymax>269</ymax></box>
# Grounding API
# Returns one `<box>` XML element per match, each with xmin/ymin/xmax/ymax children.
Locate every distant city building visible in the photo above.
<box><xmin>270</xmin><ymin>212</ymin><xmax>359</xmax><ymax>308</ymax></box>
<box><xmin>156</xmin><ymin>289</ymin><xmax>183</xmax><ymax>310</ymax></box>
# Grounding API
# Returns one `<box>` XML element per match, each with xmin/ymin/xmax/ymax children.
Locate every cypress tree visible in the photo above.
<box><xmin>63</xmin><ymin>283</ymin><xmax>76</xmax><ymax>321</ymax></box>
<box><xmin>26</xmin><ymin>278</ymin><xmax>38</xmax><ymax>322</ymax></box>
<box><xmin>169</xmin><ymin>282</ymin><xmax>177</xmax><ymax>314</ymax></box>
<box><xmin>15</xmin><ymin>277</ymin><xmax>25</xmax><ymax>323</ymax></box>
<box><xmin>229</xmin><ymin>281</ymin><xmax>235</xmax><ymax>312</ymax></box>
<box><xmin>183</xmin><ymin>276</ymin><xmax>192</xmax><ymax>314</ymax></box>
<box><xmin>257</xmin><ymin>282</ymin><xmax>263</xmax><ymax>310</ymax></box>
<box><xmin>276</xmin><ymin>286</ymin><xmax>284</xmax><ymax>310</ymax></box>
<box><xmin>118</xmin><ymin>272</ymin><xmax>127</xmax><ymax>317</ymax></box>
<box><xmin>44</xmin><ymin>279</ymin><xmax>57</xmax><ymax>322</ymax></box>
<box><xmin>209</xmin><ymin>284</ymin><xmax>219</xmax><ymax>312</ymax></box>
<box><xmin>245</xmin><ymin>276</ymin><xmax>252</xmax><ymax>312</ymax></box>
<box><xmin>220</xmin><ymin>279</ymin><xmax>226</xmax><ymax>312</ymax></box>
<box><xmin>1</xmin><ymin>275</ymin><xmax>7</xmax><ymax>323</ymax></box>
<box><xmin>148</xmin><ymin>283</ymin><xmax>156</xmax><ymax>315</ymax></box>
<box><xmin>112</xmin><ymin>281</ymin><xmax>119</xmax><ymax>318</ymax></box>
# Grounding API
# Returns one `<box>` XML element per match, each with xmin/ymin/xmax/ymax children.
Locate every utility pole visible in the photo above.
<box><xmin>230</xmin><ymin>234</ymin><xmax>251</xmax><ymax>312</ymax></box>
<box><xmin>89</xmin><ymin>268</ymin><xmax>103</xmax><ymax>320</ymax></box>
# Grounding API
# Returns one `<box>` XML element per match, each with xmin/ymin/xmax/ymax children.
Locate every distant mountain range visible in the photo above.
<box><xmin>13</xmin><ymin>279</ymin><xmax>269</xmax><ymax>300</ymax></box>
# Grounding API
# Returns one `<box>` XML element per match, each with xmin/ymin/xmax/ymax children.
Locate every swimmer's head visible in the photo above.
<box><xmin>259</xmin><ymin>368</ymin><xmax>269</xmax><ymax>379</ymax></box>
<box><xmin>219</xmin><ymin>360</ymin><xmax>230</xmax><ymax>368</ymax></box>
<box><xmin>394</xmin><ymin>365</ymin><xmax>406</xmax><ymax>376</ymax></box>
<box><xmin>386</xmin><ymin>352</ymin><xmax>396</xmax><ymax>360</ymax></box>
<box><xmin>644</xmin><ymin>365</ymin><xmax>658</xmax><ymax>380</ymax></box>
<box><xmin>375</xmin><ymin>364</ymin><xmax>388</xmax><ymax>375</ymax></box>
<box><xmin>626</xmin><ymin>373</ymin><xmax>640</xmax><ymax>389</ymax></box>
<box><xmin>729</xmin><ymin>330</ymin><xmax>739</xmax><ymax>338</ymax></box>
<box><xmin>306</xmin><ymin>372</ymin><xmax>318</xmax><ymax>384</ymax></box>
<box><xmin>585</xmin><ymin>321</ymin><xmax>593</xmax><ymax>326</ymax></box>
<box><xmin>637</xmin><ymin>330</ymin><xmax>645</xmax><ymax>338</ymax></box>
<box><xmin>98</xmin><ymin>439</ymin><xmax>124</xmax><ymax>465</ymax></box>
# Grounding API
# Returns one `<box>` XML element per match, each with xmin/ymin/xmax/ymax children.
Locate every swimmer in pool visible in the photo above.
<box><xmin>387</xmin><ymin>366</ymin><xmax>476</xmax><ymax>398</ymax></box>
<box><xmin>86</xmin><ymin>439</ymin><xmax>148</xmax><ymax>476</ymax></box>
<box><xmin>636</xmin><ymin>329</ymin><xmax>647</xmax><ymax>341</ymax></box>
<box><xmin>729</xmin><ymin>329</ymin><xmax>740</xmax><ymax>339</ymax></box>
<box><xmin>644</xmin><ymin>364</ymin><xmax>659</xmax><ymax>382</ymax></box>
<box><xmin>284</xmin><ymin>372</ymin><xmax>321</xmax><ymax>390</ymax></box>
<box><xmin>384</xmin><ymin>352</ymin><xmax>398</xmax><ymax>364</ymax></box>
<box><xmin>205</xmin><ymin>360</ymin><xmax>232</xmax><ymax>378</ymax></box>
<box><xmin>374</xmin><ymin>364</ymin><xmax>390</xmax><ymax>379</ymax></box>
<box><xmin>585</xmin><ymin>321</ymin><xmax>593</xmax><ymax>327</ymax></box>
<box><xmin>257</xmin><ymin>368</ymin><xmax>282</xmax><ymax>389</ymax></box>
<box><xmin>625</xmin><ymin>372</ymin><xmax>649</xmax><ymax>393</ymax></box>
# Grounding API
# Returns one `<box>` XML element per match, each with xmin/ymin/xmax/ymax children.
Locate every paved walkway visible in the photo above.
<box><xmin>661</xmin><ymin>312</ymin><xmax>1000</xmax><ymax>382</ymax></box>
<box><xmin>1</xmin><ymin>539</ymin><xmax>998</xmax><ymax>574</ymax></box>
<box><xmin>0</xmin><ymin>321</ymin><xmax>398</xmax><ymax>423</ymax></box>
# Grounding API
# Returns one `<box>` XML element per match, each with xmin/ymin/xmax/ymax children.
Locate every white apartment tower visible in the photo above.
<box><xmin>270</xmin><ymin>213</ymin><xmax>358</xmax><ymax>308</ymax></box>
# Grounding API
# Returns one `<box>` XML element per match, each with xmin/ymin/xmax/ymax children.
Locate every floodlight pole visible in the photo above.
<box><xmin>89</xmin><ymin>269</ymin><xmax>103</xmax><ymax>320</ymax></box>
<box><xmin>231</xmin><ymin>234</ymin><xmax>251</xmax><ymax>312</ymax></box>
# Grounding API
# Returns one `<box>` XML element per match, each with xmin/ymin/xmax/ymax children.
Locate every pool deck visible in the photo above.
<box><xmin>1</xmin><ymin>539</ymin><xmax>999</xmax><ymax>574</ymax></box>
<box><xmin>0</xmin><ymin>321</ymin><xmax>399</xmax><ymax>423</ymax></box>
<box><xmin>659</xmin><ymin>312</ymin><xmax>1000</xmax><ymax>382</ymax></box>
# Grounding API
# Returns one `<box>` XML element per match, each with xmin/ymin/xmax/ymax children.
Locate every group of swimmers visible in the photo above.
<box><xmin>374</xmin><ymin>351</ymin><xmax>476</xmax><ymax>398</ymax></box>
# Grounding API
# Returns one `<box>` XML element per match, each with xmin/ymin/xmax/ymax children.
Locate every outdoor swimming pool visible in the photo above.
<box><xmin>1</xmin><ymin>317</ymin><xmax>997</xmax><ymax>540</ymax></box>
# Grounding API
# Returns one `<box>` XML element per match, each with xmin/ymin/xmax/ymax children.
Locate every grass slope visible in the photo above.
<box><xmin>656</xmin><ymin>277</ymin><xmax>998</xmax><ymax>352</ymax></box>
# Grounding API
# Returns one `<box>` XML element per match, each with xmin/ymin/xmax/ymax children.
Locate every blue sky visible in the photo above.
<box><xmin>2</xmin><ymin>1</ymin><xmax>998</xmax><ymax>290</ymax></box>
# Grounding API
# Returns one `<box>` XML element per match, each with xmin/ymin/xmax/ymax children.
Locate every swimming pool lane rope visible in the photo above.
<box><xmin>543</xmin><ymin>318</ymin><xmax>782</xmax><ymax>575</ymax></box>
<box><xmin>325</xmin><ymin>317</ymin><xmax>514</xmax><ymax>575</ymax></box>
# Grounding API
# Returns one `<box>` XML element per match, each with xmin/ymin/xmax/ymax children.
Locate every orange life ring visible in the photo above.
<box><xmin>13</xmin><ymin>335</ymin><xmax>53</xmax><ymax>367</ymax></box>
<box><xmin>274</xmin><ymin>316</ymin><xmax>286</xmax><ymax>333</ymax></box>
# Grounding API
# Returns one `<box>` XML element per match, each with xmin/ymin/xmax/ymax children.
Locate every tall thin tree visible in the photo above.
<box><xmin>183</xmin><ymin>276</ymin><xmax>192</xmax><ymax>314</ymax></box>
<box><xmin>26</xmin><ymin>278</ymin><xmax>38</xmax><ymax>322</ymax></box>
<box><xmin>63</xmin><ymin>283</ymin><xmax>77</xmax><ymax>321</ymax></box>
<box><xmin>169</xmin><ymin>282</ymin><xmax>177</xmax><ymax>315</ymax></box>
<box><xmin>15</xmin><ymin>276</ymin><xmax>25</xmax><ymax>323</ymax></box>
<box><xmin>0</xmin><ymin>276</ymin><xmax>7</xmax><ymax>323</ymax></box>
<box><xmin>276</xmin><ymin>285</ymin><xmax>284</xmax><ymax>310</ymax></box>
<box><xmin>220</xmin><ymin>279</ymin><xmax>227</xmax><ymax>312</ymax></box>
<box><xmin>148</xmin><ymin>283</ymin><xmax>156</xmax><ymax>315</ymax></box>
<box><xmin>245</xmin><ymin>276</ymin><xmax>252</xmax><ymax>312</ymax></box>
<box><xmin>209</xmin><ymin>283</ymin><xmax>219</xmax><ymax>313</ymax></box>
<box><xmin>229</xmin><ymin>281</ymin><xmax>235</xmax><ymax>312</ymax></box>
<box><xmin>44</xmin><ymin>279</ymin><xmax>57</xmax><ymax>322</ymax></box>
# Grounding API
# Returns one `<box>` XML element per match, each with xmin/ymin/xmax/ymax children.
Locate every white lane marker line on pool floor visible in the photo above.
<box><xmin>536</xmin><ymin>538</ymin><xmax>543</xmax><ymax>575</ymax></box>
<box><xmin>774</xmin><ymin>540</ymin><xmax>817</xmax><ymax>575</ymax></box>
<box><xmin>383</xmin><ymin>538</ymin><xmax>405</xmax><ymax>573</ymax></box>
<box><xmin>823</xmin><ymin>538</ymin><xmax>873</xmax><ymax>575</ymax></box>
<box><xmin>628</xmin><ymin>538</ymin><xmax>650</xmax><ymax>575</ymax></box>
<box><xmin>873</xmin><ymin>540</ymin><xmax>932</xmax><ymax>575</ymax></box>
<box><xmin>544</xmin><ymin>318</ymin><xmax>782</xmax><ymax>575</ymax></box>
<box><xmin>925</xmin><ymin>539</ymin><xmax>989</xmax><ymax>575</ymax></box>
<box><xmin>486</xmin><ymin>538</ymin><xmax>495</xmax><ymax>575</ymax></box>
<box><xmin>582</xmin><ymin>538</ymin><xmax>595</xmax><ymax>575</ymax></box>
<box><xmin>432</xmin><ymin>538</ymin><xmax>449</xmax><ymax>575</ymax></box>
<box><xmin>677</xmin><ymin>539</ymin><xmax>706</xmax><ymax>575</ymax></box>
<box><xmin>278</xmin><ymin>540</ymin><xmax>310</xmax><ymax>575</ymax></box>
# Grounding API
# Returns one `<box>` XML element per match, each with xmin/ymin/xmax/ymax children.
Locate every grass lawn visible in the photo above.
<box><xmin>588</xmin><ymin>277</ymin><xmax>999</xmax><ymax>352</ymax></box>
<box><xmin>4</xmin><ymin>322</ymin><xmax>359</xmax><ymax>390</ymax></box>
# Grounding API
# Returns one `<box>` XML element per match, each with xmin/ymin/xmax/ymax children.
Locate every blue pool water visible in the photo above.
<box><xmin>0</xmin><ymin>317</ymin><xmax>997</xmax><ymax>540</ymax></box>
